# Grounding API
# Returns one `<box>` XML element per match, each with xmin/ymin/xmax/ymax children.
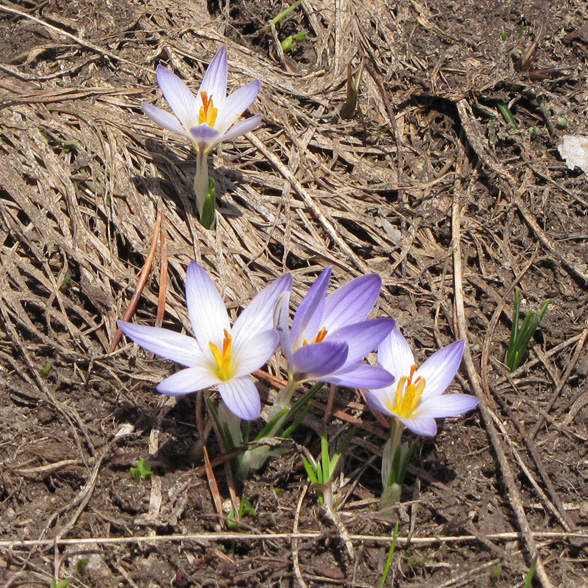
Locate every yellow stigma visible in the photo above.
<box><xmin>303</xmin><ymin>326</ymin><xmax>328</xmax><ymax>346</ymax></box>
<box><xmin>387</xmin><ymin>365</ymin><xmax>426</xmax><ymax>418</ymax></box>
<box><xmin>198</xmin><ymin>91</ymin><xmax>218</xmax><ymax>126</ymax></box>
<box><xmin>209</xmin><ymin>329</ymin><xmax>235</xmax><ymax>381</ymax></box>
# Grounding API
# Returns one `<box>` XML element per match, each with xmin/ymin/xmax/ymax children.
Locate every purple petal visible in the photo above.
<box><xmin>215</xmin><ymin>79</ymin><xmax>261</xmax><ymax>135</ymax></box>
<box><xmin>213</xmin><ymin>114</ymin><xmax>262</xmax><ymax>145</ymax></box>
<box><xmin>185</xmin><ymin>262</ymin><xmax>230</xmax><ymax>351</ymax></box>
<box><xmin>290</xmin><ymin>340</ymin><xmax>348</xmax><ymax>381</ymax></box>
<box><xmin>417</xmin><ymin>339</ymin><xmax>466</xmax><ymax>399</ymax></box>
<box><xmin>118</xmin><ymin>321</ymin><xmax>205</xmax><ymax>367</ymax></box>
<box><xmin>274</xmin><ymin>291</ymin><xmax>294</xmax><ymax>366</ymax></box>
<box><xmin>364</xmin><ymin>386</ymin><xmax>395</xmax><ymax>416</ymax></box>
<box><xmin>232</xmin><ymin>273</ymin><xmax>292</xmax><ymax>342</ymax></box>
<box><xmin>156</xmin><ymin>65</ymin><xmax>199</xmax><ymax>130</ymax></box>
<box><xmin>326</xmin><ymin>318</ymin><xmax>395</xmax><ymax>364</ymax></box>
<box><xmin>378</xmin><ymin>327</ymin><xmax>415</xmax><ymax>382</ymax></box>
<box><xmin>142</xmin><ymin>103</ymin><xmax>186</xmax><ymax>136</ymax></box>
<box><xmin>323</xmin><ymin>274</ymin><xmax>382</xmax><ymax>332</ymax></box>
<box><xmin>232</xmin><ymin>329</ymin><xmax>280</xmax><ymax>378</ymax></box>
<box><xmin>189</xmin><ymin>123</ymin><xmax>221</xmax><ymax>152</ymax></box>
<box><xmin>397</xmin><ymin>416</ymin><xmax>438</xmax><ymax>437</ymax></box>
<box><xmin>199</xmin><ymin>46</ymin><xmax>228</xmax><ymax>104</ymax></box>
<box><xmin>417</xmin><ymin>394</ymin><xmax>479</xmax><ymax>419</ymax></box>
<box><xmin>323</xmin><ymin>363</ymin><xmax>394</xmax><ymax>388</ymax></box>
<box><xmin>291</xmin><ymin>267</ymin><xmax>332</xmax><ymax>348</ymax></box>
<box><xmin>157</xmin><ymin>367</ymin><xmax>220</xmax><ymax>396</ymax></box>
<box><xmin>218</xmin><ymin>377</ymin><xmax>261</xmax><ymax>421</ymax></box>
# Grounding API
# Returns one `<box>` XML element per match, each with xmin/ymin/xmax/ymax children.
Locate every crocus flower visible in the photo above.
<box><xmin>119</xmin><ymin>262</ymin><xmax>292</xmax><ymax>421</ymax></box>
<box><xmin>142</xmin><ymin>46</ymin><xmax>262</xmax><ymax>219</ymax></box>
<box><xmin>274</xmin><ymin>267</ymin><xmax>395</xmax><ymax>388</ymax></box>
<box><xmin>365</xmin><ymin>327</ymin><xmax>479</xmax><ymax>436</ymax></box>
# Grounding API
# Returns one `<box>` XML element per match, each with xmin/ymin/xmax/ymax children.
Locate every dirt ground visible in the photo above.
<box><xmin>1</xmin><ymin>0</ymin><xmax>588</xmax><ymax>586</ymax></box>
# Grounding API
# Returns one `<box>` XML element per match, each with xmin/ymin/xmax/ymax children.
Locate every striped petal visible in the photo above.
<box><xmin>189</xmin><ymin>123</ymin><xmax>221</xmax><ymax>153</ymax></box>
<box><xmin>185</xmin><ymin>262</ymin><xmax>230</xmax><ymax>352</ymax></box>
<box><xmin>213</xmin><ymin>114</ymin><xmax>262</xmax><ymax>146</ymax></box>
<box><xmin>233</xmin><ymin>273</ymin><xmax>292</xmax><ymax>342</ymax></box>
<box><xmin>218</xmin><ymin>377</ymin><xmax>261</xmax><ymax>421</ymax></box>
<box><xmin>397</xmin><ymin>416</ymin><xmax>437</xmax><ymax>437</ymax></box>
<box><xmin>156</xmin><ymin>65</ymin><xmax>199</xmax><ymax>130</ymax></box>
<box><xmin>141</xmin><ymin>103</ymin><xmax>186</xmax><ymax>136</ymax></box>
<box><xmin>199</xmin><ymin>46</ymin><xmax>228</xmax><ymax>105</ymax></box>
<box><xmin>378</xmin><ymin>327</ymin><xmax>415</xmax><ymax>383</ymax></box>
<box><xmin>417</xmin><ymin>393</ymin><xmax>479</xmax><ymax>419</ymax></box>
<box><xmin>156</xmin><ymin>366</ymin><xmax>220</xmax><ymax>396</ymax></box>
<box><xmin>417</xmin><ymin>339</ymin><xmax>466</xmax><ymax>399</ymax></box>
<box><xmin>215</xmin><ymin>79</ymin><xmax>261</xmax><ymax>135</ymax></box>
<box><xmin>290</xmin><ymin>340</ymin><xmax>348</xmax><ymax>381</ymax></box>
<box><xmin>323</xmin><ymin>274</ymin><xmax>382</xmax><ymax>332</ymax></box>
<box><xmin>324</xmin><ymin>363</ymin><xmax>394</xmax><ymax>388</ymax></box>
<box><xmin>118</xmin><ymin>321</ymin><xmax>204</xmax><ymax>367</ymax></box>
<box><xmin>233</xmin><ymin>329</ymin><xmax>280</xmax><ymax>378</ymax></box>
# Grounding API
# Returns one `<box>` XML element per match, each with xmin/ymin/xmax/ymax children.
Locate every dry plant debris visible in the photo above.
<box><xmin>1</xmin><ymin>0</ymin><xmax>588</xmax><ymax>586</ymax></box>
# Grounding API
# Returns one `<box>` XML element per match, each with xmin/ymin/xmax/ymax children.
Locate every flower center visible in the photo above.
<box><xmin>387</xmin><ymin>365</ymin><xmax>426</xmax><ymax>418</ymax></box>
<box><xmin>198</xmin><ymin>91</ymin><xmax>218</xmax><ymax>127</ymax></box>
<box><xmin>209</xmin><ymin>329</ymin><xmax>235</xmax><ymax>381</ymax></box>
<box><xmin>303</xmin><ymin>326</ymin><xmax>328</xmax><ymax>346</ymax></box>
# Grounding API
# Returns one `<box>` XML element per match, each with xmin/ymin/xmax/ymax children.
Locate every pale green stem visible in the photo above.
<box><xmin>193</xmin><ymin>150</ymin><xmax>209</xmax><ymax>217</ymax></box>
<box><xmin>266</xmin><ymin>377</ymin><xmax>298</xmax><ymax>425</ymax></box>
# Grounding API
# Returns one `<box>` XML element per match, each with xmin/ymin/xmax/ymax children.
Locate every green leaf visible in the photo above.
<box><xmin>200</xmin><ymin>179</ymin><xmax>216</xmax><ymax>229</ymax></box>
<box><xmin>130</xmin><ymin>458</ymin><xmax>153</xmax><ymax>481</ymax></box>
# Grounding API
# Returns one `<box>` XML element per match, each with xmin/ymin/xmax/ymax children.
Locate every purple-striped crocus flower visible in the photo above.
<box><xmin>119</xmin><ymin>262</ymin><xmax>292</xmax><ymax>421</ymax></box>
<box><xmin>142</xmin><ymin>46</ymin><xmax>262</xmax><ymax>217</ymax></box>
<box><xmin>274</xmin><ymin>267</ymin><xmax>395</xmax><ymax>388</ymax></box>
<box><xmin>365</xmin><ymin>327</ymin><xmax>479</xmax><ymax>436</ymax></box>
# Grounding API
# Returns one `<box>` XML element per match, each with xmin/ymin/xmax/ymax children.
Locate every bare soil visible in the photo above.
<box><xmin>1</xmin><ymin>0</ymin><xmax>588</xmax><ymax>587</ymax></box>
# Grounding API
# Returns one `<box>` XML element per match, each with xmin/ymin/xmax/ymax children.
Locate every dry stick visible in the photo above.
<box><xmin>490</xmin><ymin>358</ymin><xmax>576</xmax><ymax>531</ymax></box>
<box><xmin>2</xmin><ymin>530</ymin><xmax>586</xmax><ymax>551</ymax></box>
<box><xmin>202</xmin><ymin>445</ymin><xmax>224</xmax><ymax>518</ymax></box>
<box><xmin>110</xmin><ymin>211</ymin><xmax>164</xmax><ymax>352</ymax></box>
<box><xmin>292</xmin><ymin>484</ymin><xmax>310</xmax><ymax>588</ymax></box>
<box><xmin>0</xmin><ymin>4</ymin><xmax>151</xmax><ymax>73</ymax></box>
<box><xmin>529</xmin><ymin>317</ymin><xmax>588</xmax><ymax>439</ymax></box>
<box><xmin>451</xmin><ymin>157</ymin><xmax>554</xmax><ymax>588</ymax></box>
<box><xmin>155</xmin><ymin>215</ymin><xmax>168</xmax><ymax>329</ymax></box>
<box><xmin>247</xmin><ymin>133</ymin><xmax>370</xmax><ymax>274</ymax></box>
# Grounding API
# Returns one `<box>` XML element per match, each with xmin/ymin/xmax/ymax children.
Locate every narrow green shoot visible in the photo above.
<box><xmin>497</xmin><ymin>100</ymin><xmax>517</xmax><ymax>127</ymax></box>
<box><xmin>505</xmin><ymin>290</ymin><xmax>549</xmax><ymax>371</ymax></box>
<box><xmin>227</xmin><ymin>494</ymin><xmax>257</xmax><ymax>530</ymax></box>
<box><xmin>281</xmin><ymin>30</ymin><xmax>308</xmax><ymax>52</ymax></box>
<box><xmin>40</xmin><ymin>362</ymin><xmax>52</xmax><ymax>378</ymax></box>
<box><xmin>301</xmin><ymin>426</ymin><xmax>355</xmax><ymax>504</ymax></box>
<box><xmin>523</xmin><ymin>556</ymin><xmax>537</xmax><ymax>588</ymax></box>
<box><xmin>518</xmin><ymin>21</ymin><xmax>526</xmax><ymax>39</ymax></box>
<box><xmin>262</xmin><ymin>0</ymin><xmax>303</xmax><ymax>33</ymax></box>
<box><xmin>340</xmin><ymin>62</ymin><xmax>364</xmax><ymax>119</ymax></box>
<box><xmin>130</xmin><ymin>458</ymin><xmax>153</xmax><ymax>481</ymax></box>
<box><xmin>50</xmin><ymin>580</ymin><xmax>71</xmax><ymax>588</ymax></box>
<box><xmin>501</xmin><ymin>30</ymin><xmax>507</xmax><ymax>41</ymax></box>
<box><xmin>200</xmin><ymin>178</ymin><xmax>216</xmax><ymax>230</ymax></box>
<box><xmin>377</xmin><ymin>521</ymin><xmax>400</xmax><ymax>588</ymax></box>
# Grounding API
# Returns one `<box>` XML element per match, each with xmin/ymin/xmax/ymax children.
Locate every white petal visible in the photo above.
<box><xmin>189</xmin><ymin>124</ymin><xmax>221</xmax><ymax>153</ymax></box>
<box><xmin>185</xmin><ymin>262</ymin><xmax>230</xmax><ymax>351</ymax></box>
<box><xmin>397</xmin><ymin>416</ymin><xmax>437</xmax><ymax>437</ymax></box>
<box><xmin>417</xmin><ymin>339</ymin><xmax>465</xmax><ymax>398</ymax></box>
<box><xmin>233</xmin><ymin>329</ymin><xmax>279</xmax><ymax>378</ymax></box>
<box><xmin>378</xmin><ymin>327</ymin><xmax>415</xmax><ymax>382</ymax></box>
<box><xmin>213</xmin><ymin>115</ymin><xmax>262</xmax><ymax>147</ymax></box>
<box><xmin>218</xmin><ymin>377</ymin><xmax>261</xmax><ymax>421</ymax></box>
<box><xmin>215</xmin><ymin>79</ymin><xmax>261</xmax><ymax>135</ymax></box>
<box><xmin>364</xmin><ymin>387</ymin><xmax>396</xmax><ymax>417</ymax></box>
<box><xmin>118</xmin><ymin>321</ymin><xmax>205</xmax><ymax>367</ymax></box>
<box><xmin>199</xmin><ymin>46</ymin><xmax>228</xmax><ymax>104</ymax></box>
<box><xmin>416</xmin><ymin>394</ymin><xmax>479</xmax><ymax>419</ymax></box>
<box><xmin>142</xmin><ymin>103</ymin><xmax>186</xmax><ymax>136</ymax></box>
<box><xmin>156</xmin><ymin>367</ymin><xmax>220</xmax><ymax>396</ymax></box>
<box><xmin>156</xmin><ymin>65</ymin><xmax>199</xmax><ymax>130</ymax></box>
<box><xmin>232</xmin><ymin>273</ymin><xmax>292</xmax><ymax>342</ymax></box>
<box><xmin>274</xmin><ymin>291</ymin><xmax>294</xmax><ymax>366</ymax></box>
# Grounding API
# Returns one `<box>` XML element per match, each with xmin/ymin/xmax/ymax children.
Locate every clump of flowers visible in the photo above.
<box><xmin>365</xmin><ymin>326</ymin><xmax>480</xmax><ymax>507</ymax></box>
<box><xmin>142</xmin><ymin>46</ymin><xmax>262</xmax><ymax>228</ymax></box>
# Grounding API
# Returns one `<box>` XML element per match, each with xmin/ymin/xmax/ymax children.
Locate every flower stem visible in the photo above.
<box><xmin>194</xmin><ymin>150</ymin><xmax>210</xmax><ymax>219</ymax></box>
